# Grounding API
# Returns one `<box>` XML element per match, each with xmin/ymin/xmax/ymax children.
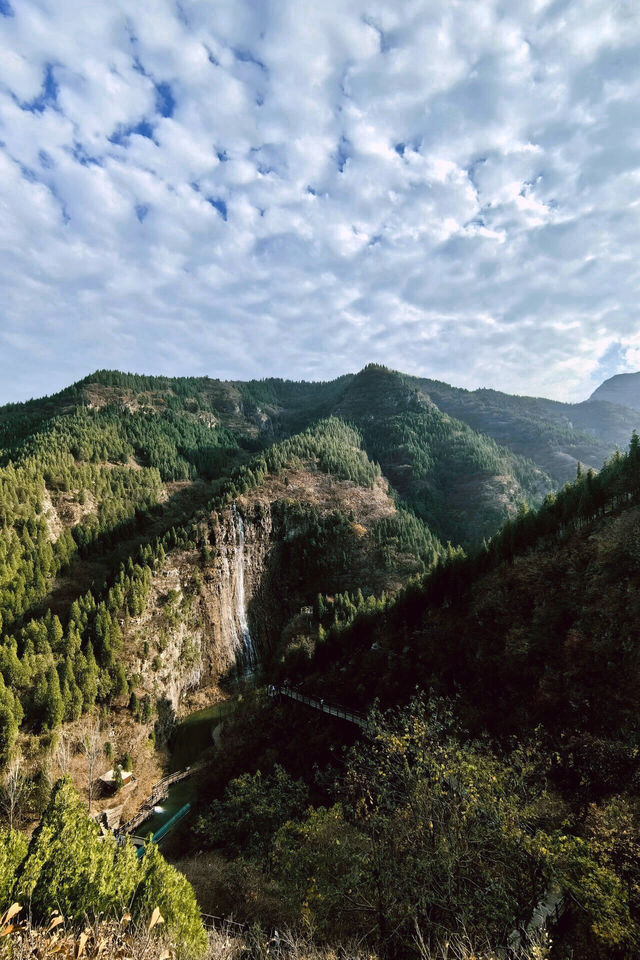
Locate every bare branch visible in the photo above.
<box><xmin>1</xmin><ymin>751</ymin><xmax>26</xmax><ymax>830</ymax></box>
<box><xmin>79</xmin><ymin>718</ymin><xmax>102</xmax><ymax>813</ymax></box>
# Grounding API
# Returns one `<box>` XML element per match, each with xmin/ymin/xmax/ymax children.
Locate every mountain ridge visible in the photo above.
<box><xmin>589</xmin><ymin>370</ymin><xmax>640</xmax><ymax>410</ymax></box>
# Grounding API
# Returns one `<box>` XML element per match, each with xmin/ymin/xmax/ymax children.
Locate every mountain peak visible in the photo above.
<box><xmin>589</xmin><ymin>371</ymin><xmax>640</xmax><ymax>411</ymax></box>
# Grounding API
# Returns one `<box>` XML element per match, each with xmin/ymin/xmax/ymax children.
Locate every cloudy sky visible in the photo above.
<box><xmin>1</xmin><ymin>0</ymin><xmax>639</xmax><ymax>404</ymax></box>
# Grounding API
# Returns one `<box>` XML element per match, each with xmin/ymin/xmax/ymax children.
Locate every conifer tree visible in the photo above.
<box><xmin>43</xmin><ymin>664</ymin><xmax>64</xmax><ymax>730</ymax></box>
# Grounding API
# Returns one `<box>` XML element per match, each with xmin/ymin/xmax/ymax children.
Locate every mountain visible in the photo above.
<box><xmin>589</xmin><ymin>371</ymin><xmax>640</xmax><ymax>411</ymax></box>
<box><xmin>0</xmin><ymin>365</ymin><xmax>558</xmax><ymax>547</ymax></box>
<box><xmin>408</xmin><ymin>375</ymin><xmax>640</xmax><ymax>483</ymax></box>
<box><xmin>2</xmin><ymin>365</ymin><xmax>640</xmax><ymax>960</ymax></box>
<box><xmin>297</xmin><ymin>436</ymin><xmax>640</xmax><ymax>742</ymax></box>
<box><xmin>266</xmin><ymin>436</ymin><xmax>640</xmax><ymax>958</ymax></box>
<box><xmin>0</xmin><ymin>363</ymin><xmax>636</xmax><ymax>751</ymax></box>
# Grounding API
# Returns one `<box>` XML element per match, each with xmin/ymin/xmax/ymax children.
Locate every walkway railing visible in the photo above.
<box><xmin>119</xmin><ymin>765</ymin><xmax>199</xmax><ymax>835</ymax></box>
<box><xmin>268</xmin><ymin>684</ymin><xmax>366</xmax><ymax>727</ymax></box>
<box><xmin>201</xmin><ymin>914</ymin><xmax>248</xmax><ymax>932</ymax></box>
<box><xmin>133</xmin><ymin>802</ymin><xmax>192</xmax><ymax>857</ymax></box>
<box><xmin>151</xmin><ymin>767</ymin><xmax>195</xmax><ymax>792</ymax></box>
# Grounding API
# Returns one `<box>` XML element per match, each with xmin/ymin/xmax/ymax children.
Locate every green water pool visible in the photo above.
<box><xmin>134</xmin><ymin>698</ymin><xmax>237</xmax><ymax>843</ymax></box>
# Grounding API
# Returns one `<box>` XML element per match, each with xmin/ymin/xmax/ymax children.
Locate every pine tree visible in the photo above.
<box><xmin>13</xmin><ymin>777</ymin><xmax>138</xmax><ymax>922</ymax></box>
<box><xmin>0</xmin><ymin>702</ymin><xmax>17</xmax><ymax>760</ymax></box>
<box><xmin>43</xmin><ymin>665</ymin><xmax>64</xmax><ymax>730</ymax></box>
<box><xmin>136</xmin><ymin>843</ymin><xmax>207</xmax><ymax>957</ymax></box>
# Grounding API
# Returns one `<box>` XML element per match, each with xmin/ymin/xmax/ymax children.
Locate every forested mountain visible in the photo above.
<box><xmin>1</xmin><ymin>365</ymin><xmax>640</xmax><ymax>960</ymax></box>
<box><xmin>237</xmin><ymin>423</ymin><xmax>640</xmax><ymax>957</ymax></box>
<box><xmin>294</xmin><ymin>434</ymin><xmax>640</xmax><ymax>729</ymax></box>
<box><xmin>0</xmin><ymin>363</ymin><xmax>633</xmax><ymax>746</ymax></box>
<box><xmin>409</xmin><ymin>374</ymin><xmax>640</xmax><ymax>483</ymax></box>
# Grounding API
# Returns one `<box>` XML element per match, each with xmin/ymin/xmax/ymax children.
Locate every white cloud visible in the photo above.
<box><xmin>0</xmin><ymin>0</ymin><xmax>639</xmax><ymax>403</ymax></box>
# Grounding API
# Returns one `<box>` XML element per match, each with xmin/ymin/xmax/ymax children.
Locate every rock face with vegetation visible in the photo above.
<box><xmin>1</xmin><ymin>365</ymin><xmax>640</xmax><ymax>959</ymax></box>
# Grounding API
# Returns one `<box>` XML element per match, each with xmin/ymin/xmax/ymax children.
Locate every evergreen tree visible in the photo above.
<box><xmin>43</xmin><ymin>664</ymin><xmax>64</xmax><ymax>731</ymax></box>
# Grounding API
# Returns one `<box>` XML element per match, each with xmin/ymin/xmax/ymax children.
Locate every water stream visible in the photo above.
<box><xmin>232</xmin><ymin>506</ymin><xmax>256</xmax><ymax>672</ymax></box>
<box><xmin>134</xmin><ymin>505</ymin><xmax>256</xmax><ymax>844</ymax></box>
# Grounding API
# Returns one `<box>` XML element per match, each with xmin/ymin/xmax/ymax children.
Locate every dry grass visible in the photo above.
<box><xmin>1</xmin><ymin>904</ymin><xmax>178</xmax><ymax>959</ymax></box>
<box><xmin>1</xmin><ymin>906</ymin><xmax>549</xmax><ymax>960</ymax></box>
<box><xmin>414</xmin><ymin>926</ymin><xmax>551</xmax><ymax>960</ymax></box>
<box><xmin>0</xmin><ymin>906</ymin><xmax>376</xmax><ymax>960</ymax></box>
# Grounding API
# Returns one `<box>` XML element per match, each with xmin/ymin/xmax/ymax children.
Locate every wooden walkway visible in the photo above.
<box><xmin>268</xmin><ymin>684</ymin><xmax>366</xmax><ymax>727</ymax></box>
<box><xmin>119</xmin><ymin>766</ymin><xmax>197</xmax><ymax>834</ymax></box>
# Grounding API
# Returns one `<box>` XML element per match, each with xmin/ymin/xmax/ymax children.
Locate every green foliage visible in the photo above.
<box><xmin>10</xmin><ymin>778</ymin><xmax>206</xmax><ymax>957</ymax></box>
<box><xmin>135</xmin><ymin>843</ymin><xmax>207</xmax><ymax>958</ymax></box>
<box><xmin>272</xmin><ymin>803</ymin><xmax>367</xmax><ymax>935</ymax></box>
<box><xmin>223</xmin><ymin>416</ymin><xmax>382</xmax><ymax>497</ymax></box>
<box><xmin>332</xmin><ymin>365</ymin><xmax>553</xmax><ymax>545</ymax></box>
<box><xmin>303</xmin><ymin>699</ymin><xmax>551</xmax><ymax>949</ymax></box>
<box><xmin>411</xmin><ymin>373</ymin><xmax>639</xmax><ymax>485</ymax></box>
<box><xmin>196</xmin><ymin>764</ymin><xmax>308</xmax><ymax>862</ymax></box>
<box><xmin>542</xmin><ymin>831</ymin><xmax>633</xmax><ymax>951</ymax></box>
<box><xmin>371</xmin><ymin>507</ymin><xmax>442</xmax><ymax>571</ymax></box>
<box><xmin>0</xmin><ymin>701</ymin><xmax>17</xmax><ymax>761</ymax></box>
<box><xmin>0</xmin><ymin>828</ymin><xmax>27</xmax><ymax>906</ymax></box>
<box><xmin>14</xmin><ymin>778</ymin><xmax>139</xmax><ymax>920</ymax></box>
<box><xmin>300</xmin><ymin>433</ymin><xmax>640</xmax><ymax>728</ymax></box>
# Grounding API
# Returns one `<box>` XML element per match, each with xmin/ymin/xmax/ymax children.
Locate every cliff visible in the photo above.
<box><xmin>126</xmin><ymin>469</ymin><xmax>407</xmax><ymax>711</ymax></box>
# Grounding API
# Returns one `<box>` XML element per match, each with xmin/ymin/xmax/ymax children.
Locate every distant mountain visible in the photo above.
<box><xmin>0</xmin><ymin>366</ymin><xmax>555</xmax><ymax>548</ymax></box>
<box><xmin>589</xmin><ymin>371</ymin><xmax>640</xmax><ymax>411</ymax></box>
<box><xmin>408</xmin><ymin>375</ymin><xmax>640</xmax><ymax>483</ymax></box>
<box><xmin>331</xmin><ymin>365</ymin><xmax>552</xmax><ymax>546</ymax></box>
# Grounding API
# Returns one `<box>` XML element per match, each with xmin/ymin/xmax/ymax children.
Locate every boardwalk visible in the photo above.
<box><xmin>269</xmin><ymin>684</ymin><xmax>366</xmax><ymax>727</ymax></box>
<box><xmin>119</xmin><ymin>766</ymin><xmax>197</xmax><ymax>834</ymax></box>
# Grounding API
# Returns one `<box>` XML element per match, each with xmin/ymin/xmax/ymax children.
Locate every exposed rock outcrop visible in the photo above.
<box><xmin>126</xmin><ymin>472</ymin><xmax>401</xmax><ymax>712</ymax></box>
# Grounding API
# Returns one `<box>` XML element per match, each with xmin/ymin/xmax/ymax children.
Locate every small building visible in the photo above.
<box><xmin>99</xmin><ymin>767</ymin><xmax>133</xmax><ymax>794</ymax></box>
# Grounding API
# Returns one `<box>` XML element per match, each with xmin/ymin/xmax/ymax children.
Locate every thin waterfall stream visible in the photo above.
<box><xmin>129</xmin><ymin>505</ymin><xmax>257</xmax><ymax>848</ymax></box>
<box><xmin>232</xmin><ymin>505</ymin><xmax>256</xmax><ymax>672</ymax></box>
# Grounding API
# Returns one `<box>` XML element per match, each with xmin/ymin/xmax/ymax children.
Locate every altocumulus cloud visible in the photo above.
<box><xmin>0</xmin><ymin>0</ymin><xmax>639</xmax><ymax>402</ymax></box>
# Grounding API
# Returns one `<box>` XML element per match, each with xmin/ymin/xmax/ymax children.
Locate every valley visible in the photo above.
<box><xmin>1</xmin><ymin>365</ymin><xmax>640</xmax><ymax>959</ymax></box>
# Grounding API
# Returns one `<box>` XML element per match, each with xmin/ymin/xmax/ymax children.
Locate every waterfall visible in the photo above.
<box><xmin>232</xmin><ymin>506</ymin><xmax>256</xmax><ymax>671</ymax></box>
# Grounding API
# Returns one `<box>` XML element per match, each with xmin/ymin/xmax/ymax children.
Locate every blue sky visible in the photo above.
<box><xmin>0</xmin><ymin>0</ymin><xmax>639</xmax><ymax>404</ymax></box>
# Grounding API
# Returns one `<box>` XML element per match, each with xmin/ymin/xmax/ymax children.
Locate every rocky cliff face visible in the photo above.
<box><xmin>202</xmin><ymin>502</ymin><xmax>277</xmax><ymax>674</ymax></box>
<box><xmin>125</xmin><ymin>472</ymin><xmax>403</xmax><ymax>712</ymax></box>
<box><xmin>126</xmin><ymin>501</ymin><xmax>288</xmax><ymax>711</ymax></box>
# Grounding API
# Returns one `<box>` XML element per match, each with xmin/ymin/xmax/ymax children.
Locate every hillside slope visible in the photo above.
<box><xmin>296</xmin><ymin>435</ymin><xmax>640</xmax><ymax>751</ymax></box>
<box><xmin>182</xmin><ymin>437</ymin><xmax>640</xmax><ymax>960</ymax></box>
<box><xmin>333</xmin><ymin>365</ymin><xmax>552</xmax><ymax>544</ymax></box>
<box><xmin>0</xmin><ymin>363</ymin><xmax>634</xmax><ymax>756</ymax></box>
<box><xmin>589</xmin><ymin>371</ymin><xmax>640</xmax><ymax>411</ymax></box>
<box><xmin>411</xmin><ymin>376</ymin><xmax>639</xmax><ymax>483</ymax></box>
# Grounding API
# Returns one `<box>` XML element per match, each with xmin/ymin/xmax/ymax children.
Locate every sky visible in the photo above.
<box><xmin>1</xmin><ymin>0</ymin><xmax>639</xmax><ymax>405</ymax></box>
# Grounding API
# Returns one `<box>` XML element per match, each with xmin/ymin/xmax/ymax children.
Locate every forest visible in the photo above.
<box><xmin>0</xmin><ymin>368</ymin><xmax>639</xmax><ymax>959</ymax></box>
